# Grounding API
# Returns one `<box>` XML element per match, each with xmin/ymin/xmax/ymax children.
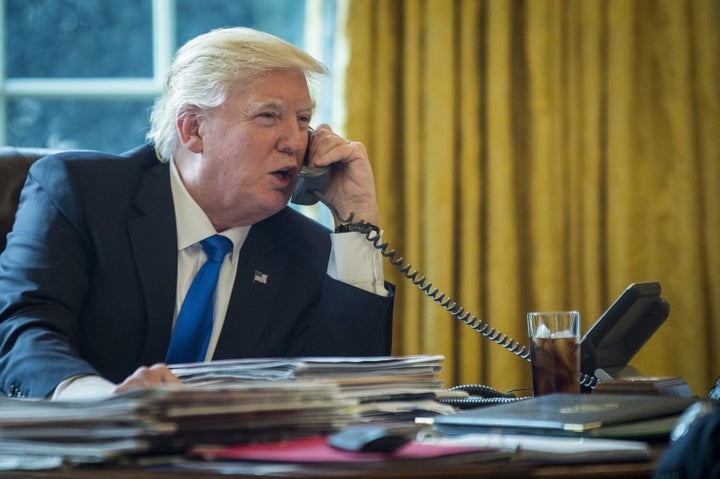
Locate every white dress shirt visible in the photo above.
<box><xmin>52</xmin><ymin>161</ymin><xmax>387</xmax><ymax>399</ymax></box>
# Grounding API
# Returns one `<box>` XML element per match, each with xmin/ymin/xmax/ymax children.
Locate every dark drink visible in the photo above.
<box><xmin>530</xmin><ymin>336</ymin><xmax>580</xmax><ymax>396</ymax></box>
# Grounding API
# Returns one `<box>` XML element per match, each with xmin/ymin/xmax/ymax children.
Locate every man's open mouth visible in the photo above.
<box><xmin>272</xmin><ymin>167</ymin><xmax>294</xmax><ymax>180</ymax></box>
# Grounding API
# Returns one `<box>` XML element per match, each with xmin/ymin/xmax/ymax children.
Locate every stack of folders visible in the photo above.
<box><xmin>0</xmin><ymin>355</ymin><xmax>451</xmax><ymax>466</ymax></box>
<box><xmin>422</xmin><ymin>392</ymin><xmax>705</xmax><ymax>466</ymax></box>
<box><xmin>431</xmin><ymin>392</ymin><xmax>701</xmax><ymax>440</ymax></box>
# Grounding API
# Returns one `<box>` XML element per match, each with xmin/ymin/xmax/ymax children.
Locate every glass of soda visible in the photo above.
<box><xmin>527</xmin><ymin>311</ymin><xmax>580</xmax><ymax>396</ymax></box>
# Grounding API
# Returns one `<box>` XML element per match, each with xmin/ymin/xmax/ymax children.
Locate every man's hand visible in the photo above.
<box><xmin>113</xmin><ymin>363</ymin><xmax>182</xmax><ymax>394</ymax></box>
<box><xmin>306</xmin><ymin>124</ymin><xmax>380</xmax><ymax>228</ymax></box>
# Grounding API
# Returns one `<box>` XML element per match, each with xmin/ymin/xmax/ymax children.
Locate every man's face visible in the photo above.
<box><xmin>179</xmin><ymin>69</ymin><xmax>314</xmax><ymax>229</ymax></box>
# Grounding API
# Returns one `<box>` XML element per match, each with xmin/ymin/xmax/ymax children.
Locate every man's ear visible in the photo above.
<box><xmin>177</xmin><ymin>106</ymin><xmax>204</xmax><ymax>153</ymax></box>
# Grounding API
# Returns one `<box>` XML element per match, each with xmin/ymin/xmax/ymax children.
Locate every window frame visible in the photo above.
<box><xmin>0</xmin><ymin>0</ymin><xmax>344</xmax><ymax>145</ymax></box>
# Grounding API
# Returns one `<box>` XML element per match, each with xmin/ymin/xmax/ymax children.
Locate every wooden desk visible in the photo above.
<box><xmin>0</xmin><ymin>447</ymin><xmax>664</xmax><ymax>479</ymax></box>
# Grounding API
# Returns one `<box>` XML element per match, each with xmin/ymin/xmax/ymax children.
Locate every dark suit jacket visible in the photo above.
<box><xmin>0</xmin><ymin>144</ymin><xmax>393</xmax><ymax>398</ymax></box>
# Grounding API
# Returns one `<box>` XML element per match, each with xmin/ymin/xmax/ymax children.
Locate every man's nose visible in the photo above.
<box><xmin>287</xmin><ymin>125</ymin><xmax>310</xmax><ymax>158</ymax></box>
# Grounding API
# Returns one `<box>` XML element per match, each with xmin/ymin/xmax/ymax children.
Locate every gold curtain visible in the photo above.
<box><xmin>342</xmin><ymin>0</ymin><xmax>720</xmax><ymax>396</ymax></box>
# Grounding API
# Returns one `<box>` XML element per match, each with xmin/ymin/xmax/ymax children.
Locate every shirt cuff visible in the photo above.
<box><xmin>328</xmin><ymin>231</ymin><xmax>388</xmax><ymax>296</ymax></box>
<box><xmin>51</xmin><ymin>375</ymin><xmax>116</xmax><ymax>400</ymax></box>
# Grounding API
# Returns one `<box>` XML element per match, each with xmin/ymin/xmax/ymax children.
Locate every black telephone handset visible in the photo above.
<box><xmin>290</xmin><ymin>130</ymin><xmax>330</xmax><ymax>206</ymax></box>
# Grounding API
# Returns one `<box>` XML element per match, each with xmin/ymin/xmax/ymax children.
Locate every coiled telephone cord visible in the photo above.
<box><xmin>313</xmin><ymin>191</ymin><xmax>599</xmax><ymax>389</ymax></box>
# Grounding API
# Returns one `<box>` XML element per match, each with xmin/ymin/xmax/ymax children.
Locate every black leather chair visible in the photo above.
<box><xmin>0</xmin><ymin>147</ymin><xmax>57</xmax><ymax>253</ymax></box>
<box><xmin>0</xmin><ymin>147</ymin><xmax>56</xmax><ymax>398</ymax></box>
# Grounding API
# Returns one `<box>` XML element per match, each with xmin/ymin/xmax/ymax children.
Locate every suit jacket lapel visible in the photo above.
<box><xmin>214</xmin><ymin>221</ymin><xmax>287</xmax><ymax>358</ymax></box>
<box><xmin>127</xmin><ymin>160</ymin><xmax>177</xmax><ymax>366</ymax></box>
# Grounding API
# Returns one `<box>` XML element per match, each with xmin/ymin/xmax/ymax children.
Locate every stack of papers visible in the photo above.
<box><xmin>171</xmin><ymin>355</ymin><xmax>454</xmax><ymax>422</ymax></box>
<box><xmin>0</xmin><ymin>355</ymin><xmax>452</xmax><ymax>467</ymax></box>
<box><xmin>417</xmin><ymin>433</ymin><xmax>652</xmax><ymax>464</ymax></box>
<box><xmin>170</xmin><ymin>355</ymin><xmax>445</xmax><ymax>387</ymax></box>
<box><xmin>0</xmin><ymin>380</ymin><xmax>350</xmax><ymax>464</ymax></box>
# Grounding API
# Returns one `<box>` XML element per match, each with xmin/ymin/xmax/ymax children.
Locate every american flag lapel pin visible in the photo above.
<box><xmin>253</xmin><ymin>270</ymin><xmax>268</xmax><ymax>285</ymax></box>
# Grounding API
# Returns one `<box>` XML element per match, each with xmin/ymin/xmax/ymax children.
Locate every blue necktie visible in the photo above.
<box><xmin>165</xmin><ymin>234</ymin><xmax>233</xmax><ymax>364</ymax></box>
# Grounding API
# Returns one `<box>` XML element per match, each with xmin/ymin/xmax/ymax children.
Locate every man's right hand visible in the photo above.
<box><xmin>113</xmin><ymin>363</ymin><xmax>182</xmax><ymax>394</ymax></box>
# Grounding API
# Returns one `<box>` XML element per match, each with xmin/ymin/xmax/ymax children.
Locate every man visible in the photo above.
<box><xmin>0</xmin><ymin>27</ymin><xmax>394</xmax><ymax>400</ymax></box>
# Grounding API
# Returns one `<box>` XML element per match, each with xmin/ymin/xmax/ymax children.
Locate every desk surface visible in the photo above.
<box><xmin>0</xmin><ymin>449</ymin><xmax>663</xmax><ymax>479</ymax></box>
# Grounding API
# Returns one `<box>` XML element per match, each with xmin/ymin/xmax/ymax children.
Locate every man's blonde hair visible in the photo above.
<box><xmin>147</xmin><ymin>27</ymin><xmax>327</xmax><ymax>161</ymax></box>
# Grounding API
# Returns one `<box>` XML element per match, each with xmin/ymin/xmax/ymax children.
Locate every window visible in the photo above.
<box><xmin>1</xmin><ymin>0</ymin><xmax>341</xmax><ymax>225</ymax></box>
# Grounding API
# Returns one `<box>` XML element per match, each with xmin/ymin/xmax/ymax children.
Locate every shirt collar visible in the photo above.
<box><xmin>169</xmin><ymin>160</ymin><xmax>249</xmax><ymax>263</ymax></box>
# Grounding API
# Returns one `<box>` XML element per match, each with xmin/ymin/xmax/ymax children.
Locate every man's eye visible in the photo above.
<box><xmin>256</xmin><ymin>113</ymin><xmax>279</xmax><ymax>125</ymax></box>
